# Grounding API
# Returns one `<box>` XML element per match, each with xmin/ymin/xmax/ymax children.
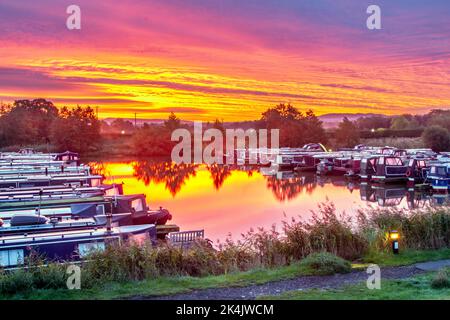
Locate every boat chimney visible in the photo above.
<box><xmin>106</xmin><ymin>212</ymin><xmax>113</xmax><ymax>233</ymax></box>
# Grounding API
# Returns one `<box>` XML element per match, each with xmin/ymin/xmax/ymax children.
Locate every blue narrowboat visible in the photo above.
<box><xmin>428</xmin><ymin>163</ymin><xmax>450</xmax><ymax>192</ymax></box>
<box><xmin>0</xmin><ymin>222</ymin><xmax>156</xmax><ymax>268</ymax></box>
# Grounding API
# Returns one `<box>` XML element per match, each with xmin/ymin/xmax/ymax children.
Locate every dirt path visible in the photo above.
<box><xmin>131</xmin><ymin>264</ymin><xmax>426</xmax><ymax>300</ymax></box>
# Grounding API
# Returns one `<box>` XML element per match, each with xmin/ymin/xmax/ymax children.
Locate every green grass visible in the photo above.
<box><xmin>0</xmin><ymin>262</ymin><xmax>311</xmax><ymax>300</ymax></box>
<box><xmin>355</xmin><ymin>248</ymin><xmax>450</xmax><ymax>268</ymax></box>
<box><xmin>260</xmin><ymin>271</ymin><xmax>450</xmax><ymax>300</ymax></box>
<box><xmin>2</xmin><ymin>248</ymin><xmax>450</xmax><ymax>300</ymax></box>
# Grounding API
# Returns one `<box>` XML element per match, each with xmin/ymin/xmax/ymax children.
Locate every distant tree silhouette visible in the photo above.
<box><xmin>50</xmin><ymin>105</ymin><xmax>100</xmax><ymax>152</ymax></box>
<box><xmin>335</xmin><ymin>117</ymin><xmax>360</xmax><ymax>147</ymax></box>
<box><xmin>261</xmin><ymin>103</ymin><xmax>327</xmax><ymax>147</ymax></box>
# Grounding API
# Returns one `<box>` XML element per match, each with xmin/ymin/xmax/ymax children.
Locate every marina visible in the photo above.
<box><xmin>92</xmin><ymin>144</ymin><xmax>450</xmax><ymax>243</ymax></box>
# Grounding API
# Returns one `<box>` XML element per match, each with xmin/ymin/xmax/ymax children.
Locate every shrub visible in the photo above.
<box><xmin>431</xmin><ymin>269</ymin><xmax>450</xmax><ymax>289</ymax></box>
<box><xmin>181</xmin><ymin>240</ymin><xmax>223</xmax><ymax>276</ymax></box>
<box><xmin>31</xmin><ymin>264</ymin><xmax>68</xmax><ymax>290</ymax></box>
<box><xmin>299</xmin><ymin>252</ymin><xmax>352</xmax><ymax>275</ymax></box>
<box><xmin>0</xmin><ymin>270</ymin><xmax>34</xmax><ymax>295</ymax></box>
<box><xmin>422</xmin><ymin>125</ymin><xmax>450</xmax><ymax>152</ymax></box>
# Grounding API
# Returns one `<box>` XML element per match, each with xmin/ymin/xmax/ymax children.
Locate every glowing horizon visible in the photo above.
<box><xmin>1</xmin><ymin>0</ymin><xmax>449</xmax><ymax>121</ymax></box>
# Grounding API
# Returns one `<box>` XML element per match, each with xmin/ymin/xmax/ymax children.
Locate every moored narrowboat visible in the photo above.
<box><xmin>371</xmin><ymin>156</ymin><xmax>408</xmax><ymax>183</ymax></box>
<box><xmin>428</xmin><ymin>163</ymin><xmax>450</xmax><ymax>192</ymax></box>
<box><xmin>0</xmin><ymin>223</ymin><xmax>156</xmax><ymax>268</ymax></box>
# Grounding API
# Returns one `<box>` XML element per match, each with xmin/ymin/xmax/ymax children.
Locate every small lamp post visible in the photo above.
<box><xmin>389</xmin><ymin>230</ymin><xmax>400</xmax><ymax>254</ymax></box>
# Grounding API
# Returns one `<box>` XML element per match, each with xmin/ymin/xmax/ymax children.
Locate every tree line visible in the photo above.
<box><xmin>0</xmin><ymin>99</ymin><xmax>100</xmax><ymax>152</ymax></box>
<box><xmin>342</xmin><ymin>110</ymin><xmax>450</xmax><ymax>151</ymax></box>
<box><xmin>1</xmin><ymin>99</ymin><xmax>448</xmax><ymax>155</ymax></box>
<box><xmin>130</xmin><ymin>104</ymin><xmax>328</xmax><ymax>156</ymax></box>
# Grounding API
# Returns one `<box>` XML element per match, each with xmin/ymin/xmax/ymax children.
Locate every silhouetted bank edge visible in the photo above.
<box><xmin>2</xmin><ymin>100</ymin><xmax>450</xmax><ymax>156</ymax></box>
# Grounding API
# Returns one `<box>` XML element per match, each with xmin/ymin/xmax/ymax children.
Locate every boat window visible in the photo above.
<box><xmin>408</xmin><ymin>159</ymin><xmax>414</xmax><ymax>166</ymax></box>
<box><xmin>131</xmin><ymin>198</ymin><xmax>144</xmax><ymax>212</ymax></box>
<box><xmin>78</xmin><ymin>242</ymin><xmax>105</xmax><ymax>258</ymax></box>
<box><xmin>128</xmin><ymin>232</ymin><xmax>150</xmax><ymax>246</ymax></box>
<box><xmin>436</xmin><ymin>167</ymin><xmax>447</xmax><ymax>176</ymax></box>
<box><xmin>90</xmin><ymin>178</ymin><xmax>101</xmax><ymax>187</ymax></box>
<box><xmin>385</xmin><ymin>158</ymin><xmax>402</xmax><ymax>166</ymax></box>
<box><xmin>378</xmin><ymin>157</ymin><xmax>385</xmax><ymax>165</ymax></box>
<box><xmin>0</xmin><ymin>249</ymin><xmax>24</xmax><ymax>267</ymax></box>
<box><xmin>418</xmin><ymin>161</ymin><xmax>426</xmax><ymax>168</ymax></box>
<box><xmin>105</xmin><ymin>187</ymin><xmax>120</xmax><ymax>196</ymax></box>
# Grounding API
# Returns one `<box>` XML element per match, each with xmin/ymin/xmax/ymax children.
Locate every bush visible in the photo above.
<box><xmin>422</xmin><ymin>125</ymin><xmax>450</xmax><ymax>152</ymax></box>
<box><xmin>284</xmin><ymin>202</ymin><xmax>368</xmax><ymax>261</ymax></box>
<box><xmin>30</xmin><ymin>264</ymin><xmax>68</xmax><ymax>290</ymax></box>
<box><xmin>0</xmin><ymin>270</ymin><xmax>34</xmax><ymax>295</ymax></box>
<box><xmin>299</xmin><ymin>252</ymin><xmax>352</xmax><ymax>275</ymax></box>
<box><xmin>431</xmin><ymin>269</ymin><xmax>450</xmax><ymax>289</ymax></box>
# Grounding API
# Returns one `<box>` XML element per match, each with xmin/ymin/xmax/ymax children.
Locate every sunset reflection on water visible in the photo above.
<box><xmin>90</xmin><ymin>161</ymin><xmax>436</xmax><ymax>242</ymax></box>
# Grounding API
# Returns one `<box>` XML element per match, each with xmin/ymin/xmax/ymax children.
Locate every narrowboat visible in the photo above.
<box><xmin>0</xmin><ymin>174</ymin><xmax>103</xmax><ymax>189</ymax></box>
<box><xmin>294</xmin><ymin>154</ymin><xmax>326</xmax><ymax>172</ymax></box>
<box><xmin>0</xmin><ymin>223</ymin><xmax>156</xmax><ymax>268</ymax></box>
<box><xmin>316</xmin><ymin>156</ymin><xmax>361</xmax><ymax>177</ymax></box>
<box><xmin>0</xmin><ymin>183</ymin><xmax>123</xmax><ymax>198</ymax></box>
<box><xmin>428</xmin><ymin>163</ymin><xmax>450</xmax><ymax>192</ymax></box>
<box><xmin>0</xmin><ymin>194</ymin><xmax>172</xmax><ymax>226</ymax></box>
<box><xmin>0</xmin><ymin>151</ymin><xmax>80</xmax><ymax>166</ymax></box>
<box><xmin>361</xmin><ymin>156</ymin><xmax>408</xmax><ymax>184</ymax></box>
<box><xmin>0</xmin><ymin>164</ymin><xmax>90</xmax><ymax>177</ymax></box>
<box><xmin>406</xmin><ymin>158</ymin><xmax>432</xmax><ymax>188</ymax></box>
<box><xmin>0</xmin><ymin>213</ymin><xmax>130</xmax><ymax>237</ymax></box>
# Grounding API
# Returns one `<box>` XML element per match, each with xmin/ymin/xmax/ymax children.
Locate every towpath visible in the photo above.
<box><xmin>130</xmin><ymin>260</ymin><xmax>450</xmax><ymax>300</ymax></box>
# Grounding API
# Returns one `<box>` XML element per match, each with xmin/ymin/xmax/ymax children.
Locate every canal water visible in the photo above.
<box><xmin>90</xmin><ymin>160</ymin><xmax>446</xmax><ymax>243</ymax></box>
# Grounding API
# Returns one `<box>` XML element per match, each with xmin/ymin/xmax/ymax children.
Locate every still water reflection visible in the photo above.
<box><xmin>90</xmin><ymin>160</ymin><xmax>448</xmax><ymax>242</ymax></box>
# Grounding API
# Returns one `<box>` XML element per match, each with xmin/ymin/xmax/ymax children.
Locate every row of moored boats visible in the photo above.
<box><xmin>0</xmin><ymin>149</ymin><xmax>176</xmax><ymax>268</ymax></box>
<box><xmin>237</xmin><ymin>143</ymin><xmax>450</xmax><ymax>192</ymax></box>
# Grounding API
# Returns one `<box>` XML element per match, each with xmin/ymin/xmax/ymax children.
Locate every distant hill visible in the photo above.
<box><xmin>318</xmin><ymin>113</ymin><xmax>387</xmax><ymax>128</ymax></box>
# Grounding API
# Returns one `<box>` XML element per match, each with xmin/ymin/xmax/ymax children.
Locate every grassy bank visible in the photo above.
<box><xmin>260</xmin><ymin>269</ymin><xmax>450</xmax><ymax>300</ymax></box>
<box><xmin>1</xmin><ymin>203</ymin><xmax>450</xmax><ymax>299</ymax></box>
<box><xmin>2</xmin><ymin>248</ymin><xmax>450</xmax><ymax>300</ymax></box>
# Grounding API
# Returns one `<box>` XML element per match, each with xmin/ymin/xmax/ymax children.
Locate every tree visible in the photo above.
<box><xmin>335</xmin><ymin>117</ymin><xmax>360</xmax><ymax>147</ymax></box>
<box><xmin>110</xmin><ymin>118</ymin><xmax>135</xmax><ymax>134</ymax></box>
<box><xmin>390</xmin><ymin>115</ymin><xmax>419</xmax><ymax>130</ymax></box>
<box><xmin>356</xmin><ymin>115</ymin><xmax>391</xmax><ymax>130</ymax></box>
<box><xmin>427</xmin><ymin>110</ymin><xmax>450</xmax><ymax>132</ymax></box>
<box><xmin>212</xmin><ymin>119</ymin><xmax>225</xmax><ymax>134</ymax></box>
<box><xmin>261</xmin><ymin>103</ymin><xmax>327</xmax><ymax>147</ymax></box>
<box><xmin>132</xmin><ymin>124</ymin><xmax>174</xmax><ymax>156</ymax></box>
<box><xmin>421</xmin><ymin>125</ymin><xmax>450</xmax><ymax>152</ymax></box>
<box><xmin>50</xmin><ymin>106</ymin><xmax>101</xmax><ymax>152</ymax></box>
<box><xmin>0</xmin><ymin>99</ymin><xmax>58</xmax><ymax>146</ymax></box>
<box><xmin>164</xmin><ymin>112</ymin><xmax>181</xmax><ymax>132</ymax></box>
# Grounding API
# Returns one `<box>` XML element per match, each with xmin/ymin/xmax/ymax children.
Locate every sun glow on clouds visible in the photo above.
<box><xmin>0</xmin><ymin>0</ymin><xmax>449</xmax><ymax>120</ymax></box>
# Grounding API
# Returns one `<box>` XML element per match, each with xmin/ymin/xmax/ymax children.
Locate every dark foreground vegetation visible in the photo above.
<box><xmin>1</xmin><ymin>203</ymin><xmax>450</xmax><ymax>299</ymax></box>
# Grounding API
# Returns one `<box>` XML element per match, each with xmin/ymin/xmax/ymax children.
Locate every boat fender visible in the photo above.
<box><xmin>406</xmin><ymin>169</ymin><xmax>412</xmax><ymax>177</ymax></box>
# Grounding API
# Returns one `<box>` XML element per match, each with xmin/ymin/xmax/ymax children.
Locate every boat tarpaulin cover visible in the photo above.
<box><xmin>71</xmin><ymin>203</ymin><xmax>98</xmax><ymax>217</ymax></box>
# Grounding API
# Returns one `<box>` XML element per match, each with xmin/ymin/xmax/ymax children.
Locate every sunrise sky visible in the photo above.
<box><xmin>0</xmin><ymin>0</ymin><xmax>449</xmax><ymax>121</ymax></box>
